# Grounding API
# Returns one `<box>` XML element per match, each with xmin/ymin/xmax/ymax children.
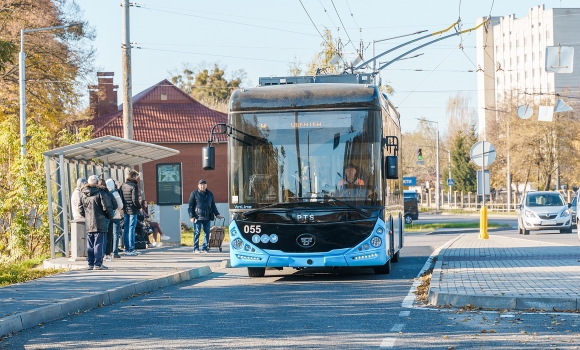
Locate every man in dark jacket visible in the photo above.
<box><xmin>188</xmin><ymin>179</ymin><xmax>222</xmax><ymax>253</ymax></box>
<box><xmin>120</xmin><ymin>170</ymin><xmax>142</xmax><ymax>256</ymax></box>
<box><xmin>78</xmin><ymin>175</ymin><xmax>114</xmax><ymax>270</ymax></box>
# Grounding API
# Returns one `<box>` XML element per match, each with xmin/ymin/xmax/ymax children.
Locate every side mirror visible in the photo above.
<box><xmin>202</xmin><ymin>146</ymin><xmax>215</xmax><ymax>170</ymax></box>
<box><xmin>385</xmin><ymin>156</ymin><xmax>398</xmax><ymax>179</ymax></box>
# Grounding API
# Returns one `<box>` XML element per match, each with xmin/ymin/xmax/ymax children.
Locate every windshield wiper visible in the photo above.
<box><xmin>242</xmin><ymin>202</ymin><xmax>286</xmax><ymax>218</ymax></box>
<box><xmin>322</xmin><ymin>195</ymin><xmax>371</xmax><ymax>218</ymax></box>
<box><xmin>289</xmin><ymin>196</ymin><xmax>371</xmax><ymax>218</ymax></box>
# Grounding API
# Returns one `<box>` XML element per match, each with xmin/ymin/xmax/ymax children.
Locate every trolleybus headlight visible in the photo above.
<box><xmin>363</xmin><ymin>243</ymin><xmax>370</xmax><ymax>250</ymax></box>
<box><xmin>232</xmin><ymin>238</ymin><xmax>244</xmax><ymax>250</ymax></box>
<box><xmin>376</xmin><ymin>227</ymin><xmax>384</xmax><ymax>234</ymax></box>
<box><xmin>230</xmin><ymin>228</ymin><xmax>237</xmax><ymax>236</ymax></box>
<box><xmin>244</xmin><ymin>244</ymin><xmax>251</xmax><ymax>251</ymax></box>
<box><xmin>371</xmin><ymin>236</ymin><xmax>382</xmax><ymax>248</ymax></box>
<box><xmin>252</xmin><ymin>234</ymin><xmax>260</xmax><ymax>244</ymax></box>
<box><xmin>261</xmin><ymin>234</ymin><xmax>269</xmax><ymax>243</ymax></box>
<box><xmin>269</xmin><ymin>234</ymin><xmax>279</xmax><ymax>243</ymax></box>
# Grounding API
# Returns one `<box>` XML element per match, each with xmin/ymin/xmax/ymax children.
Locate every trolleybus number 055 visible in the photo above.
<box><xmin>244</xmin><ymin>225</ymin><xmax>262</xmax><ymax>234</ymax></box>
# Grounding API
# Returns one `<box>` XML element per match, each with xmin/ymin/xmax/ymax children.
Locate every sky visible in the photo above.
<box><xmin>73</xmin><ymin>0</ymin><xmax>579</xmax><ymax>134</ymax></box>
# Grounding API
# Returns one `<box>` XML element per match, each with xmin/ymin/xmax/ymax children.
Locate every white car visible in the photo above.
<box><xmin>517</xmin><ymin>191</ymin><xmax>572</xmax><ymax>235</ymax></box>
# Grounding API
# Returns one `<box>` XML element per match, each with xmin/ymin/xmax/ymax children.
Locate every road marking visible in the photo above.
<box><xmin>399</xmin><ymin>310</ymin><xmax>410</xmax><ymax>317</ymax></box>
<box><xmin>390</xmin><ymin>323</ymin><xmax>404</xmax><ymax>332</ymax></box>
<box><xmin>380</xmin><ymin>337</ymin><xmax>396</xmax><ymax>348</ymax></box>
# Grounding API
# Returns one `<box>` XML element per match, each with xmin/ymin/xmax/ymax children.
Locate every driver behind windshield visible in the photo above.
<box><xmin>338</xmin><ymin>164</ymin><xmax>365</xmax><ymax>187</ymax></box>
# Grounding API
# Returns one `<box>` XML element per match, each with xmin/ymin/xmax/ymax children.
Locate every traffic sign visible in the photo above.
<box><xmin>470</xmin><ymin>141</ymin><xmax>496</xmax><ymax>167</ymax></box>
<box><xmin>403</xmin><ymin>177</ymin><xmax>417</xmax><ymax>186</ymax></box>
<box><xmin>416</xmin><ymin>160</ymin><xmax>424</xmax><ymax>165</ymax></box>
<box><xmin>447</xmin><ymin>178</ymin><xmax>454</xmax><ymax>186</ymax></box>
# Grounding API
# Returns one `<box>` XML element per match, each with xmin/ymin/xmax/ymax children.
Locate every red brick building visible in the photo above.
<box><xmin>87</xmin><ymin>74</ymin><xmax>228</xmax><ymax>204</ymax></box>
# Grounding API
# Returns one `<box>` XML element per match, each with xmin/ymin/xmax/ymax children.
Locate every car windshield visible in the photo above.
<box><xmin>526</xmin><ymin>193</ymin><xmax>564</xmax><ymax>207</ymax></box>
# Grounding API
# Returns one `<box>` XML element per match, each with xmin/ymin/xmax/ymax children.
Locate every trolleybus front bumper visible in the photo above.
<box><xmin>231</xmin><ymin>247</ymin><xmax>388</xmax><ymax>268</ymax></box>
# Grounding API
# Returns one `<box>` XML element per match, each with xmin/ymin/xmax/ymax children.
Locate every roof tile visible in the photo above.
<box><xmin>89</xmin><ymin>80</ymin><xmax>228</xmax><ymax>143</ymax></box>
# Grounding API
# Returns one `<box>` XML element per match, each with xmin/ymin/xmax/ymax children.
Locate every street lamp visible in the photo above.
<box><xmin>19</xmin><ymin>23</ymin><xmax>81</xmax><ymax>155</ymax></box>
<box><xmin>417</xmin><ymin>118</ymin><xmax>440</xmax><ymax>211</ymax></box>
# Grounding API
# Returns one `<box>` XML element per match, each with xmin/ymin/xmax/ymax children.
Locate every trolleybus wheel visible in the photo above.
<box><xmin>391</xmin><ymin>250</ymin><xmax>400</xmax><ymax>263</ymax></box>
<box><xmin>247</xmin><ymin>267</ymin><xmax>266</xmax><ymax>277</ymax></box>
<box><xmin>404</xmin><ymin>215</ymin><xmax>413</xmax><ymax>225</ymax></box>
<box><xmin>373</xmin><ymin>260</ymin><xmax>391</xmax><ymax>274</ymax></box>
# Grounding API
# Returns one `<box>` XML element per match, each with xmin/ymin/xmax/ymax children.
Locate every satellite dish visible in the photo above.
<box><xmin>555</xmin><ymin>99</ymin><xmax>573</xmax><ymax>113</ymax></box>
<box><xmin>517</xmin><ymin>105</ymin><xmax>533</xmax><ymax>119</ymax></box>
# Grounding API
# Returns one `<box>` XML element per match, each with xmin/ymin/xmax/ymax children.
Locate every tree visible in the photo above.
<box><xmin>0</xmin><ymin>0</ymin><xmax>96</xmax><ymax>262</ymax></box>
<box><xmin>0</xmin><ymin>0</ymin><xmax>96</xmax><ymax>133</ymax></box>
<box><xmin>170</xmin><ymin>62</ymin><xmax>246</xmax><ymax>112</ymax></box>
<box><xmin>486</xmin><ymin>92</ymin><xmax>580</xmax><ymax>193</ymax></box>
<box><xmin>450</xmin><ymin>127</ymin><xmax>477</xmax><ymax>193</ymax></box>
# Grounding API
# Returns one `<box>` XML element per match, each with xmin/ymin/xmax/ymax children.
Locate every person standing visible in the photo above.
<box><xmin>78</xmin><ymin>175</ymin><xmax>113</xmax><ymax>270</ymax></box>
<box><xmin>70</xmin><ymin>178</ymin><xmax>87</xmax><ymax>220</ymax></box>
<box><xmin>188</xmin><ymin>179</ymin><xmax>222</xmax><ymax>253</ymax></box>
<box><xmin>106</xmin><ymin>179</ymin><xmax>124</xmax><ymax>259</ymax></box>
<box><xmin>121</xmin><ymin>170</ymin><xmax>142</xmax><ymax>256</ymax></box>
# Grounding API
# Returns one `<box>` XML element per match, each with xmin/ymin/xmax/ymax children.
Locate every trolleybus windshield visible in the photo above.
<box><xmin>229</xmin><ymin>110</ymin><xmax>382</xmax><ymax>209</ymax></box>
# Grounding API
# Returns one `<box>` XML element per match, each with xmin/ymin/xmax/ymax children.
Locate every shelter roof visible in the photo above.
<box><xmin>43</xmin><ymin>135</ymin><xmax>179</xmax><ymax>167</ymax></box>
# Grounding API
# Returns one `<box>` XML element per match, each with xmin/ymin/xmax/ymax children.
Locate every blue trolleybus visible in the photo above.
<box><xmin>204</xmin><ymin>74</ymin><xmax>404</xmax><ymax>277</ymax></box>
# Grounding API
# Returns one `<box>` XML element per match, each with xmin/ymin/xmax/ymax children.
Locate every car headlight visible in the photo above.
<box><xmin>524</xmin><ymin>210</ymin><xmax>536</xmax><ymax>218</ymax></box>
<box><xmin>371</xmin><ymin>236</ymin><xmax>382</xmax><ymax>247</ymax></box>
<box><xmin>232</xmin><ymin>238</ymin><xmax>244</xmax><ymax>250</ymax></box>
<box><xmin>561</xmin><ymin>210</ymin><xmax>570</xmax><ymax>217</ymax></box>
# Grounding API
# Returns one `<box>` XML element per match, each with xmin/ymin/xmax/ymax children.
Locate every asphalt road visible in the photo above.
<box><xmin>3</xmin><ymin>215</ymin><xmax>580</xmax><ymax>349</ymax></box>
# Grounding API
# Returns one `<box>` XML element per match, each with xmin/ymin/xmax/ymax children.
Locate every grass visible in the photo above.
<box><xmin>0</xmin><ymin>256</ymin><xmax>66</xmax><ymax>288</ymax></box>
<box><xmin>180</xmin><ymin>222</ymin><xmax>230</xmax><ymax>247</ymax></box>
<box><xmin>405</xmin><ymin>222</ymin><xmax>508</xmax><ymax>232</ymax></box>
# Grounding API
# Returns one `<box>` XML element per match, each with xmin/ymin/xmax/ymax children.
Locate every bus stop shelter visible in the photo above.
<box><xmin>43</xmin><ymin>135</ymin><xmax>179</xmax><ymax>258</ymax></box>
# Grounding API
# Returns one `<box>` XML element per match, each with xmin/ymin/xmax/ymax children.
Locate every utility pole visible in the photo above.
<box><xmin>435</xmin><ymin>128</ymin><xmax>440</xmax><ymax>211</ymax></box>
<box><xmin>122</xmin><ymin>0</ymin><xmax>133</xmax><ymax>140</ymax></box>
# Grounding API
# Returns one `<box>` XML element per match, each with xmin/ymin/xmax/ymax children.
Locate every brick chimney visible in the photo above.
<box><xmin>88</xmin><ymin>72</ymin><xmax>119</xmax><ymax>118</ymax></box>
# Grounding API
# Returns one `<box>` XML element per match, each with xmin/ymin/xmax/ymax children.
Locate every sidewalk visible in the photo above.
<box><xmin>0</xmin><ymin>246</ymin><xmax>230</xmax><ymax>338</ymax></box>
<box><xmin>428</xmin><ymin>234</ymin><xmax>580</xmax><ymax>311</ymax></box>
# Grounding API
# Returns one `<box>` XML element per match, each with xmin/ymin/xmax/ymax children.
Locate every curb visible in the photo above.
<box><xmin>428</xmin><ymin>291</ymin><xmax>580</xmax><ymax>311</ymax></box>
<box><xmin>0</xmin><ymin>264</ymin><xmax>217</xmax><ymax>338</ymax></box>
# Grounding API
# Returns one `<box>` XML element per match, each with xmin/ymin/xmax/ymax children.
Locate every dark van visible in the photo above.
<box><xmin>403</xmin><ymin>190</ymin><xmax>419</xmax><ymax>224</ymax></box>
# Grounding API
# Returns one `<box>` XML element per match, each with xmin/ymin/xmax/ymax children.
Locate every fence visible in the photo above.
<box><xmin>417</xmin><ymin>190</ymin><xmax>576</xmax><ymax>212</ymax></box>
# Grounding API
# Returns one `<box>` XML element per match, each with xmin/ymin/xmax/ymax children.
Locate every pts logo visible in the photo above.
<box><xmin>295</xmin><ymin>214</ymin><xmax>314</xmax><ymax>222</ymax></box>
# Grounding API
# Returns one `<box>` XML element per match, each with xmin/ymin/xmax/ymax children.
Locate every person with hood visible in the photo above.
<box><xmin>78</xmin><ymin>175</ymin><xmax>114</xmax><ymax>270</ymax></box>
<box><xmin>106</xmin><ymin>179</ymin><xmax>124</xmax><ymax>259</ymax></box>
<box><xmin>97</xmin><ymin>178</ymin><xmax>122</xmax><ymax>262</ymax></box>
<box><xmin>188</xmin><ymin>179</ymin><xmax>222</xmax><ymax>253</ymax></box>
<box><xmin>70</xmin><ymin>178</ymin><xmax>87</xmax><ymax>220</ymax></box>
<box><xmin>120</xmin><ymin>170</ymin><xmax>142</xmax><ymax>256</ymax></box>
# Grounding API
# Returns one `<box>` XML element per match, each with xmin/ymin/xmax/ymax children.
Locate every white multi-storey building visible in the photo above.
<box><xmin>476</xmin><ymin>5</ymin><xmax>580</xmax><ymax>139</ymax></box>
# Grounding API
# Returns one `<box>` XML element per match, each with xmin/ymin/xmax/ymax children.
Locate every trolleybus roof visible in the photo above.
<box><xmin>229</xmin><ymin>83</ymin><xmax>381</xmax><ymax>113</ymax></box>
